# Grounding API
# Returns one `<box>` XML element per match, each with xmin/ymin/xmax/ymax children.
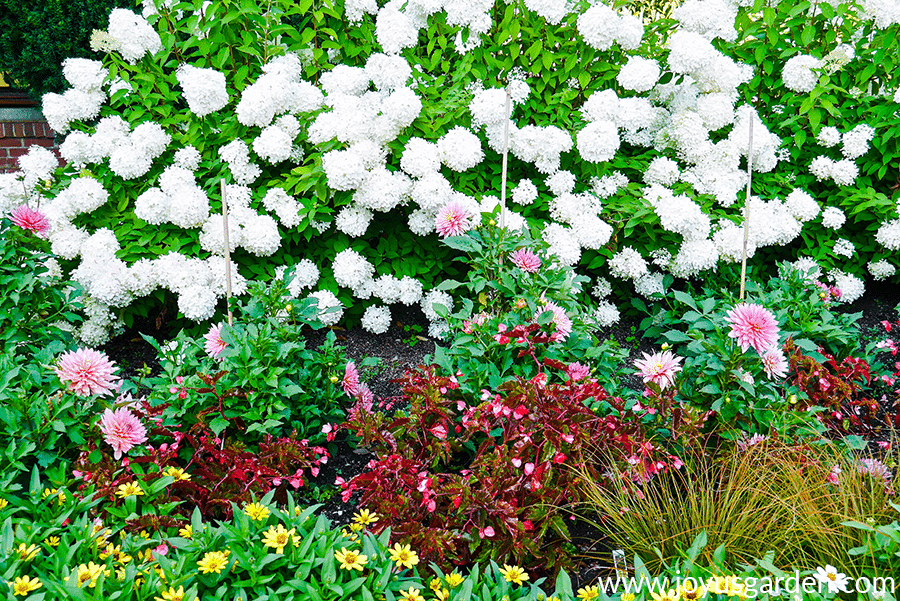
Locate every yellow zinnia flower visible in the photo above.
<box><xmin>43</xmin><ymin>536</ymin><xmax>60</xmax><ymax>547</ymax></box>
<box><xmin>116</xmin><ymin>482</ymin><xmax>144</xmax><ymax>498</ymax></box>
<box><xmin>435</xmin><ymin>588</ymin><xmax>450</xmax><ymax>601</ymax></box>
<box><xmin>400</xmin><ymin>587</ymin><xmax>425</xmax><ymax>601</ymax></box>
<box><xmin>244</xmin><ymin>502</ymin><xmax>271</xmax><ymax>522</ymax></box>
<box><xmin>334</xmin><ymin>547</ymin><xmax>369</xmax><ymax>571</ymax></box>
<box><xmin>388</xmin><ymin>543</ymin><xmax>420</xmax><ymax>570</ymax></box>
<box><xmin>445</xmin><ymin>573</ymin><xmax>465</xmax><ymax>588</ymax></box>
<box><xmin>155</xmin><ymin>585</ymin><xmax>186</xmax><ymax>601</ymax></box>
<box><xmin>0</xmin><ymin>498</ymin><xmax>8</xmax><ymax>510</ymax></box>
<box><xmin>650</xmin><ymin>589</ymin><xmax>680</xmax><ymax>601</ymax></box>
<box><xmin>70</xmin><ymin>562</ymin><xmax>108</xmax><ymax>588</ymax></box>
<box><xmin>10</xmin><ymin>575</ymin><xmax>42</xmax><ymax>596</ymax></box>
<box><xmin>197</xmin><ymin>550</ymin><xmax>231</xmax><ymax>574</ymax></box>
<box><xmin>15</xmin><ymin>543</ymin><xmax>38</xmax><ymax>561</ymax></box>
<box><xmin>679</xmin><ymin>581</ymin><xmax>706</xmax><ymax>601</ymax></box>
<box><xmin>352</xmin><ymin>508</ymin><xmax>379</xmax><ymax>526</ymax></box>
<box><xmin>163</xmin><ymin>466</ymin><xmax>191</xmax><ymax>481</ymax></box>
<box><xmin>707</xmin><ymin>576</ymin><xmax>730</xmax><ymax>596</ymax></box>
<box><xmin>429</xmin><ymin>579</ymin><xmax>442</xmax><ymax>592</ymax></box>
<box><xmin>178</xmin><ymin>525</ymin><xmax>193</xmax><ymax>539</ymax></box>
<box><xmin>577</xmin><ymin>586</ymin><xmax>599</xmax><ymax>601</ymax></box>
<box><xmin>261</xmin><ymin>524</ymin><xmax>299</xmax><ymax>554</ymax></box>
<box><xmin>499</xmin><ymin>565</ymin><xmax>529</xmax><ymax>586</ymax></box>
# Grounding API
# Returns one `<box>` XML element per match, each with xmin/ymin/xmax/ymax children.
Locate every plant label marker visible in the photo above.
<box><xmin>220</xmin><ymin>179</ymin><xmax>234</xmax><ymax>327</ymax></box>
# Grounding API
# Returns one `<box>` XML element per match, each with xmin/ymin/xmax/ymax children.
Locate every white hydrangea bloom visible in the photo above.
<box><xmin>309</xmin><ymin>290</ymin><xmax>344</xmax><ymax>326</ymax></box>
<box><xmin>617</xmin><ymin>56</ymin><xmax>660</xmax><ymax>93</ymax></box>
<box><xmin>668</xmin><ymin>30</ymin><xmax>718</xmax><ymax>74</ymax></box>
<box><xmin>421</xmin><ymin>289</ymin><xmax>453</xmax><ymax>321</ymax></box>
<box><xmin>437</xmin><ymin>127</ymin><xmax>484</xmax><ymax>171</ymax></box>
<box><xmin>577</xmin><ymin>120</ymin><xmax>620</xmax><ymax>163</ymax></box>
<box><xmin>366</xmin><ymin>53</ymin><xmax>412</xmax><ymax>91</ymax></box>
<box><xmin>829</xmin><ymin>270</ymin><xmax>864</xmax><ymax>303</ymax></box>
<box><xmin>512</xmin><ymin>179</ymin><xmax>538</xmax><ymax>205</ymax></box>
<box><xmin>542</xmin><ymin>222</ymin><xmax>581</xmax><ymax>266</ymax></box>
<box><xmin>361</xmin><ymin>305</ymin><xmax>392</xmax><ymax>334</ymax></box>
<box><xmin>198</xmin><ymin>213</ymin><xmax>242</xmax><ymax>255</ymax></box>
<box><xmin>18</xmin><ymin>146</ymin><xmax>58</xmax><ymax>191</ymax></box>
<box><xmin>219</xmin><ymin>140</ymin><xmax>261</xmax><ymax>185</ymax></box>
<box><xmin>261</xmin><ymin>187</ymin><xmax>301</xmax><ymax>228</ymax></box>
<box><xmin>321</xmin><ymin>147</ymin><xmax>369</xmax><ymax>191</ymax></box>
<box><xmin>397</xmin><ymin>276</ymin><xmax>424</xmax><ymax>305</ymax></box>
<box><xmin>868</xmin><ymin>259</ymin><xmax>896</xmax><ymax>280</ymax></box>
<box><xmin>546</xmin><ymin>170</ymin><xmax>576</xmax><ymax>196</ymax></box>
<box><xmin>841</xmin><ymin>124</ymin><xmax>875</xmax><ymax>160</ymax></box>
<box><xmin>593</xmin><ymin>301</ymin><xmax>621</xmax><ymax>327</ymax></box>
<box><xmin>670</xmin><ymin>238</ymin><xmax>719</xmax><ymax>277</ymax></box>
<box><xmin>332</xmin><ymin>248</ymin><xmax>376</xmax><ymax>293</ymax></box>
<box><xmin>578</xmin><ymin>3</ymin><xmax>620</xmax><ymax>51</ymax></box>
<box><xmin>107</xmin><ymin>9</ymin><xmax>162</xmax><ymax>63</ymax></box>
<box><xmin>592</xmin><ymin>277</ymin><xmax>612</xmax><ymax>299</ymax></box>
<box><xmin>573</xmin><ymin>216</ymin><xmax>613</xmax><ymax>249</ymax></box>
<box><xmin>833</xmin><ymin>238</ymin><xmax>855</xmax><ymax>257</ymax></box>
<box><xmin>400</xmin><ymin>138</ymin><xmax>441</xmax><ymax>177</ymax></box>
<box><xmin>634</xmin><ymin>271</ymin><xmax>666</xmax><ymax>297</ymax></box>
<box><xmin>42</xmin><ymin>89</ymin><xmax>106</xmax><ymax>134</ymax></box>
<box><xmin>593</xmin><ymin>172</ymin><xmax>629</xmax><ymax>199</ymax></box>
<box><xmin>240</xmin><ymin>214</ymin><xmax>280</xmax><ymax>256</ymax></box>
<box><xmin>63</xmin><ymin>58</ymin><xmax>107</xmax><ymax>92</ymax></box>
<box><xmin>335</xmin><ymin>204</ymin><xmax>373</xmax><ymax>237</ymax></box>
<box><xmin>253</xmin><ymin>115</ymin><xmax>300</xmax><ymax>164</ymax></box>
<box><xmin>784</xmin><ymin>189</ymin><xmax>819</xmax><ymax>222</ymax></box>
<box><xmin>582</xmin><ymin>89</ymin><xmax>620</xmax><ymax>123</ymax></box>
<box><xmin>50</xmin><ymin>223</ymin><xmax>89</xmax><ymax>259</ymax></box>
<box><xmin>644</xmin><ymin>157</ymin><xmax>681</xmax><ymax>185</ymax></box>
<box><xmin>176</xmin><ymin>64</ymin><xmax>229</xmax><ymax>117</ymax></box>
<box><xmin>375</xmin><ymin>7</ymin><xmax>420</xmax><ymax>55</ymax></box>
<box><xmin>673</xmin><ymin>0</ymin><xmax>737</xmax><ymax>41</ymax></box>
<box><xmin>820</xmin><ymin>206</ymin><xmax>846</xmax><ymax>229</ymax></box>
<box><xmin>782</xmin><ymin>55</ymin><xmax>821</xmax><ymax>93</ymax></box>
<box><xmin>609</xmin><ymin>247</ymin><xmax>648</xmax><ymax>280</ymax></box>
<box><xmin>830</xmin><ymin>159</ymin><xmax>860</xmax><ymax>186</ymax></box>
<box><xmin>279</xmin><ymin>259</ymin><xmax>320</xmax><ymax>297</ymax></box>
<box><xmin>817</xmin><ymin>126</ymin><xmax>841</xmax><ymax>147</ymax></box>
<box><xmin>173</xmin><ymin>146</ymin><xmax>202</xmax><ymax>171</ymax></box>
<box><xmin>876</xmin><ymin>218</ymin><xmax>900</xmax><ymax>250</ymax></box>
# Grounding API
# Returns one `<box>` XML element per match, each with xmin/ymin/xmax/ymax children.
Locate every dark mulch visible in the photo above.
<box><xmin>99</xmin><ymin>283</ymin><xmax>900</xmax><ymax>583</ymax></box>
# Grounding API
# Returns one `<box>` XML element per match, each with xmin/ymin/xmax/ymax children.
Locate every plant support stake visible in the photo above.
<box><xmin>499</xmin><ymin>85</ymin><xmax>511</xmax><ymax>230</ymax></box>
<box><xmin>740</xmin><ymin>115</ymin><xmax>753</xmax><ymax>301</ymax></box>
<box><xmin>220</xmin><ymin>179</ymin><xmax>234</xmax><ymax>326</ymax></box>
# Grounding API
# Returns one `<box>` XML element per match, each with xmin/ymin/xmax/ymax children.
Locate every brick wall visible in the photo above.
<box><xmin>0</xmin><ymin>120</ymin><xmax>59</xmax><ymax>173</ymax></box>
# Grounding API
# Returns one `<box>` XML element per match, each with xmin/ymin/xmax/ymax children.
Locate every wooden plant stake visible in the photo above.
<box><xmin>739</xmin><ymin>115</ymin><xmax>754</xmax><ymax>301</ymax></box>
<box><xmin>220</xmin><ymin>179</ymin><xmax>234</xmax><ymax>326</ymax></box>
<box><xmin>499</xmin><ymin>85</ymin><xmax>511</xmax><ymax>230</ymax></box>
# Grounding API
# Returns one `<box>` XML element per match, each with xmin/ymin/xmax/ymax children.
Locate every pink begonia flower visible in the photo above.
<box><xmin>342</xmin><ymin>361</ymin><xmax>359</xmax><ymax>396</ymax></box>
<box><xmin>761</xmin><ymin>346</ymin><xmax>788</xmax><ymax>380</ymax></box>
<box><xmin>434</xmin><ymin>200</ymin><xmax>474</xmax><ymax>237</ymax></box>
<box><xmin>634</xmin><ymin>350</ymin><xmax>683</xmax><ymax>390</ymax></box>
<box><xmin>430</xmin><ymin>424</ymin><xmax>448</xmax><ymax>440</ymax></box>
<box><xmin>524</xmin><ymin>463</ymin><xmax>535</xmax><ymax>475</ymax></box>
<box><xmin>827</xmin><ymin>464</ymin><xmax>841</xmax><ymax>485</ymax></box>
<box><xmin>724</xmin><ymin>303</ymin><xmax>780</xmax><ymax>354</ymax></box>
<box><xmin>509</xmin><ymin>248</ymin><xmax>541</xmax><ymax>273</ymax></box>
<box><xmin>56</xmin><ymin>348</ymin><xmax>119</xmax><ymax>397</ymax></box>
<box><xmin>479</xmin><ymin>526</ymin><xmax>495</xmax><ymax>538</ymax></box>
<box><xmin>204</xmin><ymin>323</ymin><xmax>227</xmax><ymax>358</ymax></box>
<box><xmin>566</xmin><ymin>362</ymin><xmax>591</xmax><ymax>382</ymax></box>
<box><xmin>511</xmin><ymin>458</ymin><xmax>522</xmax><ymax>468</ymax></box>
<box><xmin>10</xmin><ymin>204</ymin><xmax>51</xmax><ymax>235</ymax></box>
<box><xmin>98</xmin><ymin>407</ymin><xmax>148</xmax><ymax>460</ymax></box>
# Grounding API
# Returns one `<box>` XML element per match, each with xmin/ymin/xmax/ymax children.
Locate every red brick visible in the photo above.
<box><xmin>8</xmin><ymin>147</ymin><xmax>29</xmax><ymax>158</ymax></box>
<box><xmin>19</xmin><ymin>138</ymin><xmax>52</xmax><ymax>148</ymax></box>
<box><xmin>0</xmin><ymin>138</ymin><xmax>23</xmax><ymax>148</ymax></box>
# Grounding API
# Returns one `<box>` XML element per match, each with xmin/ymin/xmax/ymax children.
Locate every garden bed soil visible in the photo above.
<box><xmin>100</xmin><ymin>282</ymin><xmax>900</xmax><ymax>583</ymax></box>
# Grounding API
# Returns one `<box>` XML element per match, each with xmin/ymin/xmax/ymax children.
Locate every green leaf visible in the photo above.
<box><xmin>209</xmin><ymin>416</ymin><xmax>229</xmax><ymax>436</ymax></box>
<box><xmin>441</xmin><ymin>236</ymin><xmax>482</xmax><ymax>253</ymax></box>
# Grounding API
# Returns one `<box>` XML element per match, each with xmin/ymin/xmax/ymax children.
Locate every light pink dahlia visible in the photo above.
<box><xmin>98</xmin><ymin>407</ymin><xmax>148</xmax><ymax>460</ymax></box>
<box><xmin>634</xmin><ymin>350</ymin><xmax>683</xmax><ymax>390</ymax></box>
<box><xmin>435</xmin><ymin>200</ymin><xmax>474</xmax><ymax>238</ymax></box>
<box><xmin>761</xmin><ymin>346</ymin><xmax>788</xmax><ymax>380</ymax></box>
<box><xmin>55</xmin><ymin>348</ymin><xmax>119</xmax><ymax>397</ymax></box>
<box><xmin>724</xmin><ymin>303</ymin><xmax>780</xmax><ymax>354</ymax></box>
<box><xmin>342</xmin><ymin>361</ymin><xmax>359</xmax><ymax>396</ymax></box>
<box><xmin>509</xmin><ymin>248</ymin><xmax>541</xmax><ymax>273</ymax></box>
<box><xmin>536</xmin><ymin>302</ymin><xmax>572</xmax><ymax>342</ymax></box>
<box><xmin>566</xmin><ymin>362</ymin><xmax>591</xmax><ymax>382</ymax></box>
<box><xmin>204</xmin><ymin>322</ymin><xmax>227</xmax><ymax>358</ymax></box>
<box><xmin>10</xmin><ymin>205</ymin><xmax>51</xmax><ymax>235</ymax></box>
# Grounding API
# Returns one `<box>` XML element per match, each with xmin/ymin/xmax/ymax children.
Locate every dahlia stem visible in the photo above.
<box><xmin>739</xmin><ymin>115</ymin><xmax>753</xmax><ymax>301</ymax></box>
<box><xmin>220</xmin><ymin>179</ymin><xmax>234</xmax><ymax>327</ymax></box>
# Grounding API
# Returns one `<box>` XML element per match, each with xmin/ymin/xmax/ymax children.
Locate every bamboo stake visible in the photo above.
<box><xmin>739</xmin><ymin>115</ymin><xmax>754</xmax><ymax>301</ymax></box>
<box><xmin>220</xmin><ymin>179</ymin><xmax>234</xmax><ymax>326</ymax></box>
<box><xmin>499</xmin><ymin>86</ymin><xmax>511</xmax><ymax>230</ymax></box>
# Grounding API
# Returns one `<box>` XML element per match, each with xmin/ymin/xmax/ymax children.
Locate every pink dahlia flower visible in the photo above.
<box><xmin>204</xmin><ymin>322</ymin><xmax>227</xmax><ymax>358</ymax></box>
<box><xmin>634</xmin><ymin>350</ymin><xmax>683</xmax><ymax>390</ymax></box>
<box><xmin>761</xmin><ymin>346</ymin><xmax>788</xmax><ymax>380</ymax></box>
<box><xmin>724</xmin><ymin>303</ymin><xmax>780</xmax><ymax>354</ymax></box>
<box><xmin>56</xmin><ymin>348</ymin><xmax>119</xmax><ymax>397</ymax></box>
<box><xmin>10</xmin><ymin>204</ymin><xmax>50</xmax><ymax>235</ymax></box>
<box><xmin>98</xmin><ymin>407</ymin><xmax>148</xmax><ymax>460</ymax></box>
<box><xmin>435</xmin><ymin>201</ymin><xmax>474</xmax><ymax>238</ymax></box>
<box><xmin>536</xmin><ymin>302</ymin><xmax>572</xmax><ymax>342</ymax></box>
<box><xmin>509</xmin><ymin>248</ymin><xmax>541</xmax><ymax>273</ymax></box>
<box><xmin>342</xmin><ymin>361</ymin><xmax>359</xmax><ymax>396</ymax></box>
<box><xmin>566</xmin><ymin>362</ymin><xmax>591</xmax><ymax>382</ymax></box>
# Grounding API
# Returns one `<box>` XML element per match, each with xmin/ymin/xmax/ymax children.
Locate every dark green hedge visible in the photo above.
<box><xmin>0</xmin><ymin>0</ymin><xmax>135</xmax><ymax>99</ymax></box>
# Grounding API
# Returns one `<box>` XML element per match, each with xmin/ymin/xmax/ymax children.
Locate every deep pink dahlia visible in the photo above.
<box><xmin>509</xmin><ymin>248</ymin><xmax>541</xmax><ymax>273</ymax></box>
<box><xmin>724</xmin><ymin>303</ymin><xmax>780</xmax><ymax>354</ymax></box>
<box><xmin>342</xmin><ymin>361</ymin><xmax>359</xmax><ymax>396</ymax></box>
<box><xmin>634</xmin><ymin>350</ymin><xmax>683</xmax><ymax>390</ymax></box>
<box><xmin>761</xmin><ymin>346</ymin><xmax>788</xmax><ymax>380</ymax></box>
<box><xmin>536</xmin><ymin>302</ymin><xmax>572</xmax><ymax>343</ymax></box>
<box><xmin>204</xmin><ymin>322</ymin><xmax>227</xmax><ymax>358</ymax></box>
<box><xmin>55</xmin><ymin>348</ymin><xmax>119</xmax><ymax>397</ymax></box>
<box><xmin>98</xmin><ymin>407</ymin><xmax>148</xmax><ymax>460</ymax></box>
<box><xmin>10</xmin><ymin>205</ymin><xmax>50</xmax><ymax>235</ymax></box>
<box><xmin>435</xmin><ymin>201</ymin><xmax>474</xmax><ymax>238</ymax></box>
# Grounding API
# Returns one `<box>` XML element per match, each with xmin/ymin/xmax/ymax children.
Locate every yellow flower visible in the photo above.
<box><xmin>340</xmin><ymin>528</ymin><xmax>359</xmax><ymax>542</ymax></box>
<box><xmin>547</xmin><ymin>597</ymin><xmax>561</xmax><ymax>601</ymax></box>
<box><xmin>139</xmin><ymin>530</ymin><xmax>150</xmax><ymax>539</ymax></box>
<box><xmin>577</xmin><ymin>586</ymin><xmax>599</xmax><ymax>601</ymax></box>
<box><xmin>294</xmin><ymin>507</ymin><xmax>303</xmax><ymax>516</ymax></box>
<box><xmin>707</xmin><ymin>577</ymin><xmax>730</xmax><ymax>596</ymax></box>
<box><xmin>499</xmin><ymin>565</ymin><xmax>529</xmax><ymax>586</ymax></box>
<box><xmin>163</xmin><ymin>466</ymin><xmax>191</xmax><ymax>481</ymax></box>
<box><xmin>178</xmin><ymin>525</ymin><xmax>193</xmax><ymax>539</ymax></box>
<box><xmin>679</xmin><ymin>581</ymin><xmax>706</xmax><ymax>601</ymax></box>
<box><xmin>726</xmin><ymin>578</ymin><xmax>747</xmax><ymax>599</ymax></box>
<box><xmin>400</xmin><ymin>587</ymin><xmax>425</xmax><ymax>601</ymax></box>
<box><xmin>116</xmin><ymin>482</ymin><xmax>144</xmax><ymax>498</ymax></box>
<box><xmin>352</xmin><ymin>508</ymin><xmax>379</xmax><ymax>526</ymax></box>
<box><xmin>349</xmin><ymin>522</ymin><xmax>364</xmax><ymax>533</ymax></box>
<box><xmin>42</xmin><ymin>488</ymin><xmax>57</xmax><ymax>499</ymax></box>
<box><xmin>244</xmin><ymin>502</ymin><xmax>271</xmax><ymax>522</ymax></box>
<box><xmin>70</xmin><ymin>562</ymin><xmax>108</xmax><ymax>588</ymax></box>
<box><xmin>435</xmin><ymin>588</ymin><xmax>450</xmax><ymax>601</ymax></box>
<box><xmin>429</xmin><ymin>579</ymin><xmax>442</xmax><ymax>592</ymax></box>
<box><xmin>334</xmin><ymin>547</ymin><xmax>369</xmax><ymax>571</ymax></box>
<box><xmin>15</xmin><ymin>543</ymin><xmax>38</xmax><ymax>561</ymax></box>
<box><xmin>197</xmin><ymin>550</ymin><xmax>231</xmax><ymax>574</ymax></box>
<box><xmin>10</xmin><ymin>575</ymin><xmax>42</xmax><ymax>597</ymax></box>
<box><xmin>261</xmin><ymin>524</ymin><xmax>299</xmax><ymax>554</ymax></box>
<box><xmin>155</xmin><ymin>585</ymin><xmax>186</xmax><ymax>601</ymax></box>
<box><xmin>388</xmin><ymin>543</ymin><xmax>420</xmax><ymax>570</ymax></box>
<box><xmin>446</xmin><ymin>573</ymin><xmax>465</xmax><ymax>588</ymax></box>
<box><xmin>43</xmin><ymin>536</ymin><xmax>60</xmax><ymax>547</ymax></box>
<box><xmin>621</xmin><ymin>595</ymin><xmax>635</xmax><ymax>601</ymax></box>
<box><xmin>0</xmin><ymin>498</ymin><xmax>8</xmax><ymax>510</ymax></box>
<box><xmin>650</xmin><ymin>589</ymin><xmax>680</xmax><ymax>601</ymax></box>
